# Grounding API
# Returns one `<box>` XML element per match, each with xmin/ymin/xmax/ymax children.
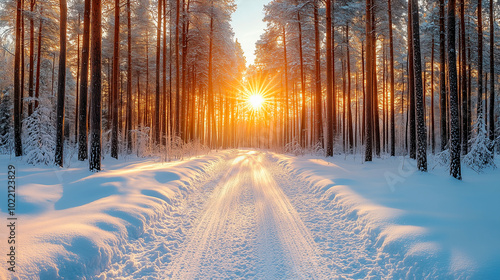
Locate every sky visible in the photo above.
<box><xmin>231</xmin><ymin>0</ymin><xmax>271</xmax><ymax>66</ymax></box>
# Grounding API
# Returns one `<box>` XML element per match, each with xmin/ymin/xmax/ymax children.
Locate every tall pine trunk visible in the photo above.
<box><xmin>439</xmin><ymin>0</ymin><xmax>447</xmax><ymax>151</ymax></box>
<box><xmin>28</xmin><ymin>0</ymin><xmax>34</xmax><ymax>117</ymax></box>
<box><xmin>89</xmin><ymin>0</ymin><xmax>102</xmax><ymax>171</ymax></box>
<box><xmin>111</xmin><ymin>0</ymin><xmax>120</xmax><ymax>158</ymax></box>
<box><xmin>14</xmin><ymin>0</ymin><xmax>23</xmax><ymax>156</ymax></box>
<box><xmin>313</xmin><ymin>0</ymin><xmax>323</xmax><ymax>146</ymax></box>
<box><xmin>490</xmin><ymin>0</ymin><xmax>495</xmax><ymax>147</ymax></box>
<box><xmin>448</xmin><ymin>0</ymin><xmax>462</xmax><ymax>179</ymax></box>
<box><xmin>325</xmin><ymin>0</ymin><xmax>334</xmax><ymax>156</ymax></box>
<box><xmin>364</xmin><ymin>0</ymin><xmax>373</xmax><ymax>162</ymax></box>
<box><xmin>388</xmin><ymin>0</ymin><xmax>395</xmax><ymax>156</ymax></box>
<box><xmin>126</xmin><ymin>0</ymin><xmax>132</xmax><ymax>153</ymax></box>
<box><xmin>460</xmin><ymin>0</ymin><xmax>468</xmax><ymax>154</ymax></box>
<box><xmin>408</xmin><ymin>0</ymin><xmax>416</xmax><ymax>159</ymax></box>
<box><xmin>34</xmin><ymin>6</ymin><xmax>43</xmax><ymax>111</ymax></box>
<box><xmin>411</xmin><ymin>0</ymin><xmax>428</xmax><ymax>171</ymax></box>
<box><xmin>477</xmin><ymin>0</ymin><xmax>484</xmax><ymax>120</ymax></box>
<box><xmin>55</xmin><ymin>0</ymin><xmax>67</xmax><ymax>167</ymax></box>
<box><xmin>78</xmin><ymin>0</ymin><xmax>90</xmax><ymax>160</ymax></box>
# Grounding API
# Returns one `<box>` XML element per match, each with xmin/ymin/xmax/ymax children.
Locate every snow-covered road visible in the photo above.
<box><xmin>166</xmin><ymin>151</ymin><xmax>328</xmax><ymax>279</ymax></box>
<box><xmin>4</xmin><ymin>149</ymin><xmax>499</xmax><ymax>279</ymax></box>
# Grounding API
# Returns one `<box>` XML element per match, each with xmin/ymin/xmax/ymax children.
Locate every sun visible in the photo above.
<box><xmin>248</xmin><ymin>93</ymin><xmax>265</xmax><ymax>110</ymax></box>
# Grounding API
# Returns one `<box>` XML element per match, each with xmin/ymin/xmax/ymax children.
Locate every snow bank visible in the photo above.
<box><xmin>272</xmin><ymin>153</ymin><xmax>500</xmax><ymax>279</ymax></box>
<box><xmin>0</xmin><ymin>152</ymin><xmax>231</xmax><ymax>280</ymax></box>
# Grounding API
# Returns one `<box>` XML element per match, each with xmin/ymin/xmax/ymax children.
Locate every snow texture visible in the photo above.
<box><xmin>1</xmin><ymin>150</ymin><xmax>499</xmax><ymax>279</ymax></box>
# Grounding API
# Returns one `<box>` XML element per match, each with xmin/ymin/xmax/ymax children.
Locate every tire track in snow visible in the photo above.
<box><xmin>166</xmin><ymin>150</ymin><xmax>328</xmax><ymax>279</ymax></box>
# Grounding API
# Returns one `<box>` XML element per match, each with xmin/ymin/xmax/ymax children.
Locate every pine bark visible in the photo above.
<box><xmin>477</xmin><ymin>0</ymin><xmax>484</xmax><ymax>120</ymax></box>
<box><xmin>28</xmin><ymin>0</ymin><xmax>34</xmax><ymax>117</ymax></box>
<box><xmin>325</xmin><ymin>0</ymin><xmax>333</xmax><ymax>156</ymax></box>
<box><xmin>411</xmin><ymin>0</ymin><xmax>428</xmax><ymax>171</ymax></box>
<box><xmin>313</xmin><ymin>0</ymin><xmax>323</xmax><ymax>146</ymax></box>
<box><xmin>78</xmin><ymin>0</ymin><xmax>90</xmax><ymax>160</ymax></box>
<box><xmin>460</xmin><ymin>0</ymin><xmax>468</xmax><ymax>154</ymax></box>
<box><xmin>448</xmin><ymin>0</ymin><xmax>462</xmax><ymax>179</ymax></box>
<box><xmin>388</xmin><ymin>0</ymin><xmax>395</xmax><ymax>156</ymax></box>
<box><xmin>364</xmin><ymin>0</ymin><xmax>373</xmax><ymax>161</ymax></box>
<box><xmin>111</xmin><ymin>0</ymin><xmax>120</xmax><ymax>158</ymax></box>
<box><xmin>55</xmin><ymin>0</ymin><xmax>67</xmax><ymax>167</ymax></box>
<box><xmin>490</xmin><ymin>0</ymin><xmax>495</xmax><ymax>145</ymax></box>
<box><xmin>439</xmin><ymin>0</ymin><xmax>447</xmax><ymax>151</ymax></box>
<box><xmin>14</xmin><ymin>0</ymin><xmax>23</xmax><ymax>157</ymax></box>
<box><xmin>408</xmin><ymin>0</ymin><xmax>416</xmax><ymax>159</ymax></box>
<box><xmin>126</xmin><ymin>0</ymin><xmax>132</xmax><ymax>153</ymax></box>
<box><xmin>89</xmin><ymin>0</ymin><xmax>102</xmax><ymax>171</ymax></box>
<box><xmin>34</xmin><ymin>6</ymin><xmax>43</xmax><ymax>111</ymax></box>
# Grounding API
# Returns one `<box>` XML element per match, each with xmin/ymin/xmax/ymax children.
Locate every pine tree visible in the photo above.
<box><xmin>489</xmin><ymin>0</ymin><xmax>495</xmax><ymax>148</ymax></box>
<box><xmin>54</xmin><ymin>0</ymin><xmax>67</xmax><ymax>167</ymax></box>
<box><xmin>448</xmin><ymin>0</ymin><xmax>462</xmax><ymax>179</ymax></box>
<box><xmin>14</xmin><ymin>0</ymin><xmax>23</xmax><ymax>157</ymax></box>
<box><xmin>111</xmin><ymin>0</ymin><xmax>120</xmax><ymax>158</ymax></box>
<box><xmin>325</xmin><ymin>0</ymin><xmax>334</xmax><ymax>156</ymax></box>
<box><xmin>78</xmin><ymin>0</ymin><xmax>91</xmax><ymax>161</ymax></box>
<box><xmin>411</xmin><ymin>0</ymin><xmax>428</xmax><ymax>171</ymax></box>
<box><xmin>439</xmin><ymin>0</ymin><xmax>447</xmax><ymax>151</ymax></box>
<box><xmin>89</xmin><ymin>0</ymin><xmax>102</xmax><ymax>171</ymax></box>
<box><xmin>364</xmin><ymin>0</ymin><xmax>373</xmax><ymax>162</ymax></box>
<box><xmin>388</xmin><ymin>0</ymin><xmax>395</xmax><ymax>156</ymax></box>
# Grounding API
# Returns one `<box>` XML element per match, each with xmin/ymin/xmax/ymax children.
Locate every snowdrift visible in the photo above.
<box><xmin>272</xmin><ymin>153</ymin><xmax>500</xmax><ymax>279</ymax></box>
<box><xmin>0</xmin><ymin>152</ymin><xmax>230</xmax><ymax>280</ymax></box>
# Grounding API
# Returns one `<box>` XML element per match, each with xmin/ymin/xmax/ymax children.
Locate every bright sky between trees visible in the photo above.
<box><xmin>232</xmin><ymin>0</ymin><xmax>271</xmax><ymax>66</ymax></box>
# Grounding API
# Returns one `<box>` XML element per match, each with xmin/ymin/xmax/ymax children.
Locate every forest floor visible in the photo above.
<box><xmin>1</xmin><ymin>150</ymin><xmax>499</xmax><ymax>279</ymax></box>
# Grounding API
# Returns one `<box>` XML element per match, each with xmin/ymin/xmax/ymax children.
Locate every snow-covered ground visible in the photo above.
<box><xmin>1</xmin><ymin>150</ymin><xmax>499</xmax><ymax>279</ymax></box>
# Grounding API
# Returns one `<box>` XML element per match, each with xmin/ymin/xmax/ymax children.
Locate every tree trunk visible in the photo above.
<box><xmin>89</xmin><ymin>0</ymin><xmax>102</xmax><ymax>171</ymax></box>
<box><xmin>111</xmin><ymin>0</ymin><xmax>120</xmax><ymax>158</ymax></box>
<box><xmin>346</xmin><ymin>25</ymin><xmax>353</xmax><ymax>152</ymax></box>
<box><xmin>448</xmin><ymin>0</ymin><xmax>462</xmax><ymax>179</ymax></box>
<box><xmin>460</xmin><ymin>0</ymin><xmax>468</xmax><ymax>154</ymax></box>
<box><xmin>14</xmin><ymin>0</ymin><xmax>23</xmax><ymax>157</ymax></box>
<box><xmin>388</xmin><ymin>0</ymin><xmax>395</xmax><ymax>156</ymax></box>
<box><xmin>431</xmin><ymin>37</ymin><xmax>435</xmax><ymax>154</ymax></box>
<box><xmin>411</xmin><ymin>0</ymin><xmax>428</xmax><ymax>171</ymax></box>
<box><xmin>283</xmin><ymin>25</ymin><xmax>290</xmax><ymax>146</ymax></box>
<box><xmin>28</xmin><ymin>0</ymin><xmax>35</xmax><ymax>117</ymax></box>
<box><xmin>408</xmin><ymin>0</ymin><xmax>416</xmax><ymax>159</ymax></box>
<box><xmin>34</xmin><ymin>6</ymin><xmax>43</xmax><ymax>111</ymax></box>
<box><xmin>126</xmin><ymin>0</ymin><xmax>132</xmax><ymax>153</ymax></box>
<box><xmin>74</xmin><ymin>14</ymin><xmax>80</xmax><ymax>144</ymax></box>
<box><xmin>78</xmin><ymin>0</ymin><xmax>90</xmax><ymax>160</ymax></box>
<box><xmin>55</xmin><ymin>0</ymin><xmax>67</xmax><ymax>167</ymax></box>
<box><xmin>162</xmin><ymin>0</ymin><xmax>167</xmax><ymax>145</ymax></box>
<box><xmin>477</xmin><ymin>0</ymin><xmax>484</xmax><ymax>120</ymax></box>
<box><xmin>490</xmin><ymin>0</ymin><xmax>495</xmax><ymax>147</ymax></box>
<box><xmin>325</xmin><ymin>0</ymin><xmax>333</xmax><ymax>156</ymax></box>
<box><xmin>313</xmin><ymin>0</ymin><xmax>323</xmax><ymax>146</ymax></box>
<box><xmin>175</xmin><ymin>0</ymin><xmax>181</xmax><ymax>137</ymax></box>
<box><xmin>439</xmin><ymin>0</ymin><xmax>447</xmax><ymax>151</ymax></box>
<box><xmin>364</xmin><ymin>0</ymin><xmax>373</xmax><ymax>162</ymax></box>
<box><xmin>298</xmin><ymin>11</ymin><xmax>306</xmax><ymax>148</ymax></box>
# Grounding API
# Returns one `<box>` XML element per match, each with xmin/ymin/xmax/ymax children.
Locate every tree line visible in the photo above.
<box><xmin>0</xmin><ymin>0</ymin><xmax>498</xmax><ymax>179</ymax></box>
<box><xmin>255</xmin><ymin>0</ymin><xmax>498</xmax><ymax>179</ymax></box>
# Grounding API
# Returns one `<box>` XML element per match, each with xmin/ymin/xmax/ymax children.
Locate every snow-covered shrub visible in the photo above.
<box><xmin>464</xmin><ymin>118</ymin><xmax>496</xmax><ymax>172</ymax></box>
<box><xmin>285</xmin><ymin>138</ymin><xmax>304</xmax><ymax>156</ymax></box>
<box><xmin>434</xmin><ymin>148</ymin><xmax>450</xmax><ymax>167</ymax></box>
<box><xmin>312</xmin><ymin>140</ymin><xmax>325</xmax><ymax>156</ymax></box>
<box><xmin>135</xmin><ymin>126</ymin><xmax>152</xmax><ymax>157</ymax></box>
<box><xmin>0</xmin><ymin>90</ymin><xmax>13</xmax><ymax>154</ymax></box>
<box><xmin>23</xmin><ymin>94</ymin><xmax>56</xmax><ymax>165</ymax></box>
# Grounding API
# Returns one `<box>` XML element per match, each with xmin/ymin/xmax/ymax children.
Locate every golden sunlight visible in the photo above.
<box><xmin>248</xmin><ymin>93</ymin><xmax>265</xmax><ymax>110</ymax></box>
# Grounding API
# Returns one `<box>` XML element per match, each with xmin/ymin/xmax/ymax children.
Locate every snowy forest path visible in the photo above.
<box><xmin>164</xmin><ymin>150</ymin><xmax>329</xmax><ymax>279</ymax></box>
